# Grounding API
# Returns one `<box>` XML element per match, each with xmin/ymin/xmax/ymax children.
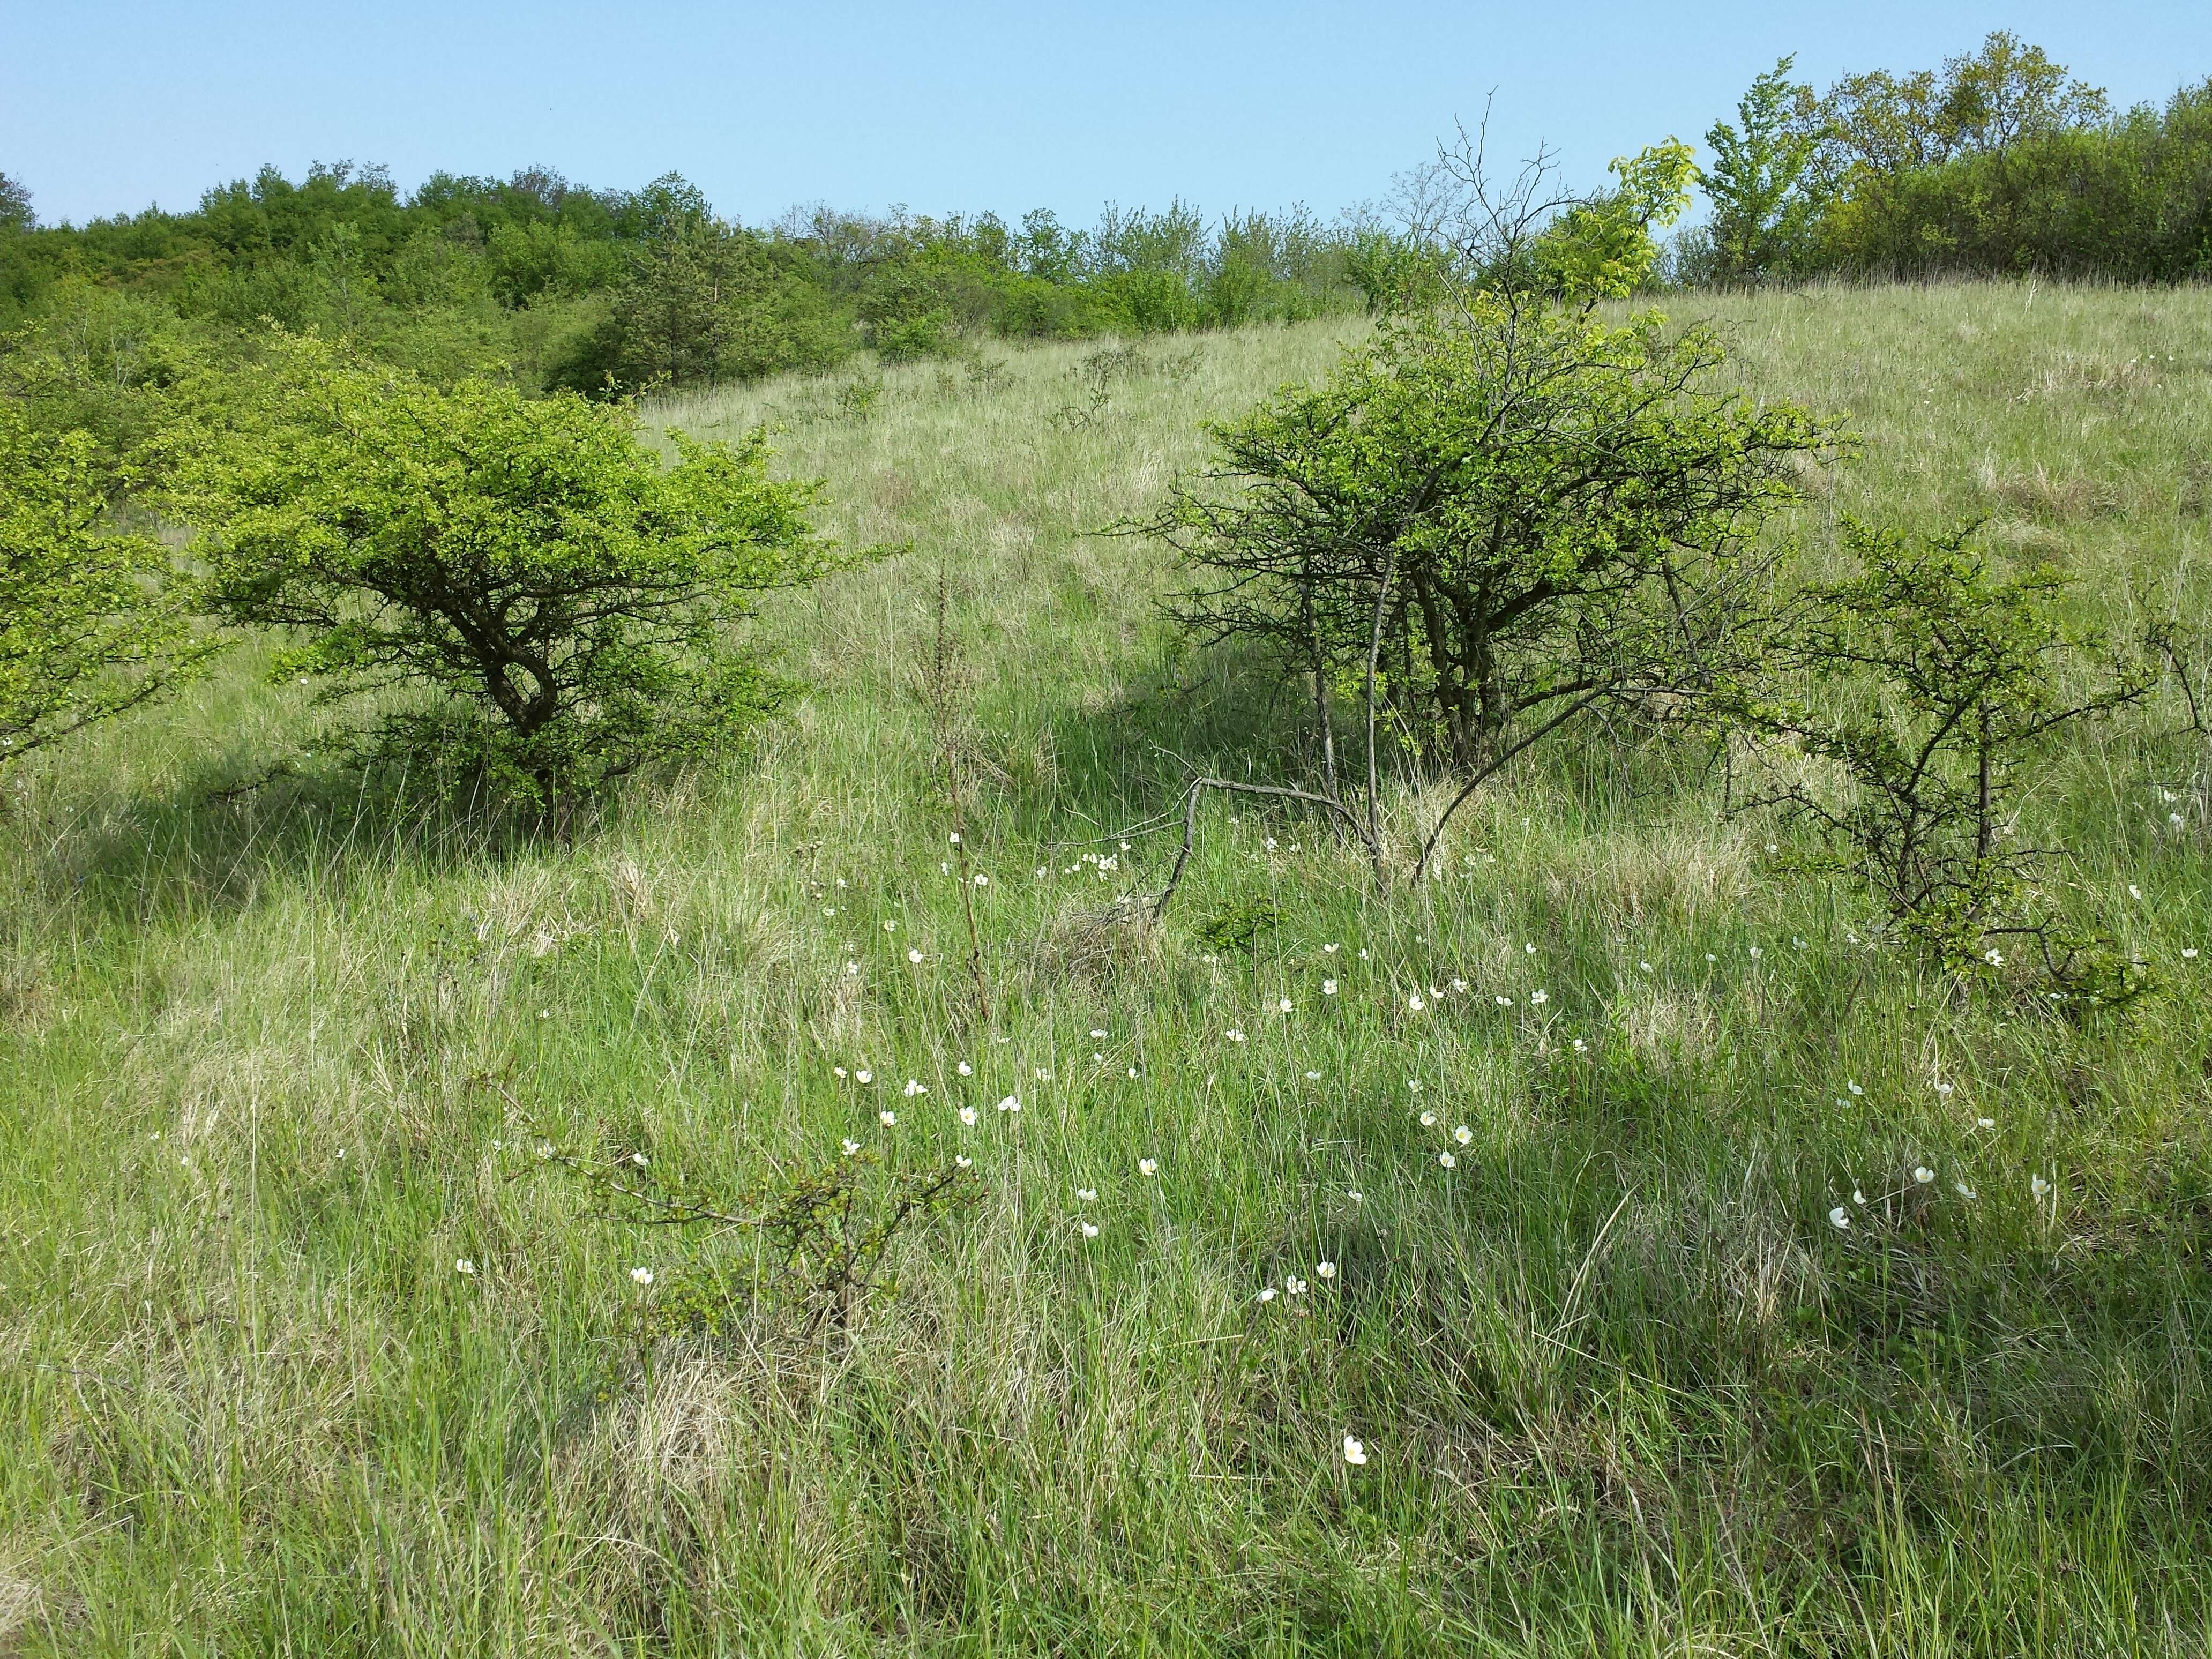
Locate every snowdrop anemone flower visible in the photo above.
<box><xmin>1452</xmin><ymin>977</ymin><xmax>1469</xmax><ymax>993</ymax></box>
<box><xmin>1913</xmin><ymin>1166</ymin><xmax>1935</xmax><ymax>1185</ymax></box>
<box><xmin>2129</xmin><ymin>884</ymin><xmax>2142</xmax><ymax>900</ymax></box>
<box><xmin>1080</xmin><ymin>1222</ymin><xmax>1101</xmax><ymax>1239</ymax></box>
<box><xmin>1494</xmin><ymin>995</ymin><xmax>1512</xmax><ymax>1006</ymax></box>
<box><xmin>1127</xmin><ymin>1066</ymin><xmax>1140</xmax><ymax>1079</ymax></box>
<box><xmin>903</xmin><ymin>1079</ymin><xmax>927</xmax><ymax>1097</ymax></box>
<box><xmin>1279</xmin><ymin>997</ymin><xmax>1294</xmax><ymax>1013</ymax></box>
<box><xmin>908</xmin><ymin>948</ymin><xmax>924</xmax><ymax>965</ymax></box>
<box><xmin>2185</xmin><ymin>948</ymin><xmax>2200</xmax><ymax>960</ymax></box>
<box><xmin>1090</xmin><ymin>1029</ymin><xmax>1108</xmax><ymax>1040</ymax></box>
<box><xmin>455</xmin><ymin>1258</ymin><xmax>477</xmax><ymax>1275</ymax></box>
<box><xmin>1408</xmin><ymin>993</ymin><xmax>1426</xmax><ymax>1011</ymax></box>
<box><xmin>1829</xmin><ymin>1207</ymin><xmax>1850</xmax><ymax>1230</ymax></box>
<box><xmin>959</xmin><ymin>1107</ymin><xmax>978</xmax><ymax>1126</ymax></box>
<box><xmin>1984</xmin><ymin>948</ymin><xmax>2004</xmax><ymax>967</ymax></box>
<box><xmin>957</xmin><ymin>1061</ymin><xmax>973</xmax><ymax>1077</ymax></box>
<box><xmin>1225</xmin><ymin>1028</ymin><xmax>1246</xmax><ymax>1043</ymax></box>
<box><xmin>631</xmin><ymin>1152</ymin><xmax>649</xmax><ymax>1168</ymax></box>
<box><xmin>879</xmin><ymin>1110</ymin><xmax>897</xmax><ymax>1127</ymax></box>
<box><xmin>1315</xmin><ymin>1261</ymin><xmax>1337</xmax><ymax>1280</ymax></box>
<box><xmin>1342</xmin><ymin>1436</ymin><xmax>1367</xmax><ymax>1467</ymax></box>
<box><xmin>833</xmin><ymin>1066</ymin><xmax>848</xmax><ymax>1080</ymax></box>
<box><xmin>1977</xmin><ymin>1116</ymin><xmax>1995</xmax><ymax>1130</ymax></box>
<box><xmin>1357</xmin><ymin>948</ymin><xmax>1370</xmax><ymax>960</ymax></box>
<box><xmin>856</xmin><ymin>1069</ymin><xmax>873</xmax><ymax>1085</ymax></box>
<box><xmin>1453</xmin><ymin>1124</ymin><xmax>1473</xmax><ymax>1145</ymax></box>
<box><xmin>1305</xmin><ymin>1070</ymin><xmax>1322</xmax><ymax>1081</ymax></box>
<box><xmin>1846</xmin><ymin>1081</ymin><xmax>1864</xmax><ymax>1098</ymax></box>
<box><xmin>1530</xmin><ymin>989</ymin><xmax>1548</xmax><ymax>1005</ymax></box>
<box><xmin>1322</xmin><ymin>942</ymin><xmax>1340</xmax><ymax>954</ymax></box>
<box><xmin>1035</xmin><ymin>1067</ymin><xmax>1052</xmax><ymax>1081</ymax></box>
<box><xmin>1748</xmin><ymin>946</ymin><xmax>1762</xmax><ymax>959</ymax></box>
<box><xmin>842</xmin><ymin>1139</ymin><xmax>862</xmax><ymax>1156</ymax></box>
<box><xmin>1322</xmin><ymin>980</ymin><xmax>1337</xmax><ymax>995</ymax></box>
<box><xmin>1525</xmin><ymin>943</ymin><xmax>1538</xmax><ymax>956</ymax></box>
<box><xmin>2031</xmin><ymin>1174</ymin><xmax>2051</xmax><ymax>1201</ymax></box>
<box><xmin>630</xmin><ymin>1267</ymin><xmax>654</xmax><ymax>1287</ymax></box>
<box><xmin>883</xmin><ymin>920</ymin><xmax>898</xmax><ymax>932</ymax></box>
<box><xmin>1258</xmin><ymin>1286</ymin><xmax>1279</xmax><ymax>1303</ymax></box>
<box><xmin>954</xmin><ymin>1154</ymin><xmax>973</xmax><ymax>1169</ymax></box>
<box><xmin>997</xmin><ymin>1095</ymin><xmax>1021</xmax><ymax>1114</ymax></box>
<box><xmin>1852</xmin><ymin>1189</ymin><xmax>1866</xmax><ymax>1205</ymax></box>
<box><xmin>1954</xmin><ymin>1180</ymin><xmax>1976</xmax><ymax>1199</ymax></box>
<box><xmin>1936</xmin><ymin>1082</ymin><xmax>1954</xmax><ymax>1096</ymax></box>
<box><xmin>1639</xmin><ymin>961</ymin><xmax>1653</xmax><ymax>972</ymax></box>
<box><xmin>1139</xmin><ymin>1157</ymin><xmax>1159</xmax><ymax>1177</ymax></box>
<box><xmin>1419</xmin><ymin>1110</ymin><xmax>1437</xmax><ymax>1128</ymax></box>
<box><xmin>1572</xmin><ymin>1037</ymin><xmax>1588</xmax><ymax>1053</ymax></box>
<box><xmin>1438</xmin><ymin>1150</ymin><xmax>1457</xmax><ymax>1168</ymax></box>
<box><xmin>845</xmin><ymin>961</ymin><xmax>859</xmax><ymax>976</ymax></box>
<box><xmin>1077</xmin><ymin>1187</ymin><xmax>1097</xmax><ymax>1202</ymax></box>
<box><xmin>1285</xmin><ymin>1276</ymin><xmax>1307</xmax><ymax>1295</ymax></box>
<box><xmin>1347</xmin><ymin>1190</ymin><xmax>1363</xmax><ymax>1203</ymax></box>
<box><xmin>973</xmin><ymin>873</ymin><xmax>988</xmax><ymax>887</ymax></box>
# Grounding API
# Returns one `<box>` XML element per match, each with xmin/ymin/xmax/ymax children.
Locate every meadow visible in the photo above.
<box><xmin>2</xmin><ymin>281</ymin><xmax>2210</xmax><ymax>1655</ymax></box>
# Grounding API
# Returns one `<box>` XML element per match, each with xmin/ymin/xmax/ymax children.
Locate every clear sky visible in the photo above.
<box><xmin>6</xmin><ymin>2</ymin><xmax>2211</xmax><ymax>229</ymax></box>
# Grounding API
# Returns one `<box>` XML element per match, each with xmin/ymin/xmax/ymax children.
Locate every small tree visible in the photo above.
<box><xmin>1699</xmin><ymin>58</ymin><xmax>1823</xmax><ymax>283</ymax></box>
<box><xmin>1727</xmin><ymin>520</ymin><xmax>2153</xmax><ymax>1005</ymax></box>
<box><xmin>166</xmin><ymin>332</ymin><xmax>857</xmax><ymax>807</ymax></box>
<box><xmin>0</xmin><ymin>405</ymin><xmax>214</xmax><ymax>763</ymax></box>
<box><xmin>1145</xmin><ymin>296</ymin><xmax>1834</xmax><ymax>885</ymax></box>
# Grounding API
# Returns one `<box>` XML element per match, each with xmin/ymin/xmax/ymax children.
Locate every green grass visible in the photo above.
<box><xmin>3</xmin><ymin>283</ymin><xmax>2211</xmax><ymax>1655</ymax></box>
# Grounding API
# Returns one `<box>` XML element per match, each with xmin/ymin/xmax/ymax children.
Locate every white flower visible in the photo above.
<box><xmin>1080</xmin><ymin>1222</ymin><xmax>1100</xmax><ymax>1239</ymax></box>
<box><xmin>1225</xmin><ymin>1028</ymin><xmax>1246</xmax><ymax>1043</ymax></box>
<box><xmin>1316</xmin><ymin>1260</ymin><xmax>1336</xmax><ymax>1280</ymax></box>
<box><xmin>1407</xmin><ymin>1078</ymin><xmax>1422</xmax><ymax>1092</ymax></box>
<box><xmin>2185</xmin><ymin>948</ymin><xmax>2199</xmax><ymax>960</ymax></box>
<box><xmin>954</xmin><ymin>1154</ymin><xmax>973</xmax><ymax>1168</ymax></box>
<box><xmin>845</xmin><ymin>961</ymin><xmax>859</xmax><ymax>976</ymax></box>
<box><xmin>1954</xmin><ymin>1181</ymin><xmax>1976</xmax><ymax>1199</ymax></box>
<box><xmin>1525</xmin><ymin>943</ymin><xmax>1537</xmax><ymax>955</ymax></box>
<box><xmin>1347</xmin><ymin>1190</ymin><xmax>1363</xmax><ymax>1203</ymax></box>
<box><xmin>879</xmin><ymin>1109</ymin><xmax>897</xmax><ymax>1126</ymax></box>
<box><xmin>948</xmin><ymin>831</ymin><xmax>961</xmax><ymax>844</ymax></box>
<box><xmin>998</xmin><ymin>1095</ymin><xmax>1021</xmax><ymax>1113</ymax></box>
<box><xmin>2031</xmin><ymin>1174</ymin><xmax>2050</xmax><ymax>1200</ymax></box>
<box><xmin>1035</xmin><ymin>1067</ymin><xmax>1051</xmax><ymax>1080</ymax></box>
<box><xmin>939</xmin><ymin>861</ymin><xmax>951</xmax><ymax>875</ymax></box>
<box><xmin>1077</xmin><ymin>1187</ymin><xmax>1097</xmax><ymax>1202</ymax></box>
<box><xmin>1572</xmin><ymin>1037</ymin><xmax>1588</xmax><ymax>1052</ymax></box>
<box><xmin>1036</xmin><ymin>866</ymin><xmax>1048</xmax><ymax>878</ymax></box>
<box><xmin>1265</xmin><ymin>836</ymin><xmax>1279</xmax><ymax>851</ymax></box>
<box><xmin>1358</xmin><ymin>948</ymin><xmax>1370</xmax><ymax>960</ymax></box>
<box><xmin>883</xmin><ymin>920</ymin><xmax>898</xmax><ymax>932</ymax></box>
<box><xmin>903</xmin><ymin>1078</ymin><xmax>926</xmax><ymax>1096</ymax></box>
<box><xmin>1639</xmin><ymin>960</ymin><xmax>1653</xmax><ymax>972</ymax></box>
<box><xmin>1438</xmin><ymin>1150</ymin><xmax>1456</xmax><ymax>1168</ymax></box>
<box><xmin>1530</xmin><ymin>989</ymin><xmax>1548</xmax><ymax>1005</ymax></box>
<box><xmin>974</xmin><ymin>873</ymin><xmax>988</xmax><ymax>887</ymax></box>
<box><xmin>1913</xmin><ymin>1166</ymin><xmax>1934</xmax><ymax>1185</ymax></box>
<box><xmin>908</xmin><ymin>948</ymin><xmax>923</xmax><ymax>964</ymax></box>
<box><xmin>1127</xmin><ymin>1066</ymin><xmax>1139</xmax><ymax>1078</ymax></box>
<box><xmin>1847</xmin><ymin>1081</ymin><xmax>1864</xmax><ymax>1097</ymax></box>
<box><xmin>1852</xmin><ymin>1189</ymin><xmax>1866</xmax><ymax>1205</ymax></box>
<box><xmin>1408</xmin><ymin>993</ymin><xmax>1425</xmax><ymax>1011</ymax></box>
<box><xmin>1258</xmin><ymin>1286</ymin><xmax>1279</xmax><ymax>1302</ymax></box>
<box><xmin>2129</xmin><ymin>884</ymin><xmax>2142</xmax><ymax>900</ymax></box>
<box><xmin>834</xmin><ymin>1066</ymin><xmax>848</xmax><ymax>1079</ymax></box>
<box><xmin>1305</xmin><ymin>1070</ymin><xmax>1322</xmax><ymax>1080</ymax></box>
<box><xmin>455</xmin><ymin>1258</ymin><xmax>477</xmax><ymax>1275</ymax></box>
<box><xmin>856</xmin><ymin>1068</ymin><xmax>873</xmax><ymax>1085</ymax></box>
<box><xmin>842</xmin><ymin>1138</ymin><xmax>861</xmax><ymax>1156</ymax></box>
<box><xmin>1286</xmin><ymin>1276</ymin><xmax>1307</xmax><ymax>1295</ymax></box>
<box><xmin>1453</xmin><ymin>1124</ymin><xmax>1473</xmax><ymax>1145</ymax></box>
<box><xmin>1494</xmin><ymin>995</ymin><xmax>1511</xmax><ymax>1006</ymax></box>
<box><xmin>1419</xmin><ymin>1110</ymin><xmax>1437</xmax><ymax>1127</ymax></box>
<box><xmin>1936</xmin><ymin>1082</ymin><xmax>1954</xmax><ymax>1095</ymax></box>
<box><xmin>630</xmin><ymin>1267</ymin><xmax>654</xmax><ymax>1287</ymax></box>
<box><xmin>1322</xmin><ymin>943</ymin><xmax>1339</xmax><ymax>954</ymax></box>
<box><xmin>1342</xmin><ymin>1436</ymin><xmax>1367</xmax><ymax>1466</ymax></box>
<box><xmin>1321</xmin><ymin>979</ymin><xmax>1337</xmax><ymax>996</ymax></box>
<box><xmin>957</xmin><ymin>1060</ymin><xmax>973</xmax><ymax>1077</ymax></box>
<box><xmin>1277</xmin><ymin>997</ymin><xmax>1294</xmax><ymax>1013</ymax></box>
<box><xmin>1792</xmin><ymin>937</ymin><xmax>1806</xmax><ymax>948</ymax></box>
<box><xmin>1452</xmin><ymin>977</ymin><xmax>1469</xmax><ymax>992</ymax></box>
<box><xmin>1828</xmin><ymin>1207</ymin><xmax>1850</xmax><ymax>1230</ymax></box>
<box><xmin>1977</xmin><ymin>1116</ymin><xmax>1994</xmax><ymax>1130</ymax></box>
<box><xmin>1748</xmin><ymin>946</ymin><xmax>1762</xmax><ymax>959</ymax></box>
<box><xmin>631</xmin><ymin>1152</ymin><xmax>649</xmax><ymax>1167</ymax></box>
<box><xmin>959</xmin><ymin>1106</ymin><xmax>978</xmax><ymax>1126</ymax></box>
<box><xmin>1984</xmin><ymin>948</ymin><xmax>2004</xmax><ymax>967</ymax></box>
<box><xmin>1705</xmin><ymin>953</ymin><xmax>1717</xmax><ymax>963</ymax></box>
<box><xmin>1139</xmin><ymin>1157</ymin><xmax>1158</xmax><ymax>1177</ymax></box>
<box><xmin>1090</xmin><ymin>1029</ymin><xmax>1108</xmax><ymax>1039</ymax></box>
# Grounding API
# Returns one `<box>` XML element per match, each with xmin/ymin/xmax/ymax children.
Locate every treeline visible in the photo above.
<box><xmin>0</xmin><ymin>162</ymin><xmax>1365</xmax><ymax>451</ymax></box>
<box><xmin>1685</xmin><ymin>32</ymin><xmax>2212</xmax><ymax>282</ymax></box>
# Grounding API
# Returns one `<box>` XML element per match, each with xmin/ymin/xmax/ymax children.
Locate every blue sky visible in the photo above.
<box><xmin>6</xmin><ymin>2</ymin><xmax>2211</xmax><ymax>228</ymax></box>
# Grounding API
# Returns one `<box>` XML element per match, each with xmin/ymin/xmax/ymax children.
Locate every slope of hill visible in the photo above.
<box><xmin>2</xmin><ymin>285</ymin><xmax>2209</xmax><ymax>1655</ymax></box>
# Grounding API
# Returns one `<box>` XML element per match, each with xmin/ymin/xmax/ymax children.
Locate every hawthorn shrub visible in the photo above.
<box><xmin>165</xmin><ymin>332</ymin><xmax>859</xmax><ymax>807</ymax></box>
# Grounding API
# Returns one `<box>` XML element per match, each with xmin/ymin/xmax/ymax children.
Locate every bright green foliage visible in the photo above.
<box><xmin>1731</xmin><ymin>521</ymin><xmax>2155</xmax><ymax>1002</ymax></box>
<box><xmin>1699</xmin><ymin>57</ymin><xmax>1823</xmax><ymax>282</ymax></box>
<box><xmin>1532</xmin><ymin>140</ymin><xmax>1697</xmax><ymax>300</ymax></box>
<box><xmin>163</xmin><ymin>333</ymin><xmax>852</xmax><ymax>803</ymax></box>
<box><xmin>0</xmin><ymin>404</ymin><xmax>214</xmax><ymax>761</ymax></box>
<box><xmin>1156</xmin><ymin>295</ymin><xmax>1833</xmax><ymax>773</ymax></box>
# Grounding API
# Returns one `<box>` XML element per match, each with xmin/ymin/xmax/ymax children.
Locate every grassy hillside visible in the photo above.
<box><xmin>3</xmin><ymin>283</ymin><xmax>2210</xmax><ymax>1655</ymax></box>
